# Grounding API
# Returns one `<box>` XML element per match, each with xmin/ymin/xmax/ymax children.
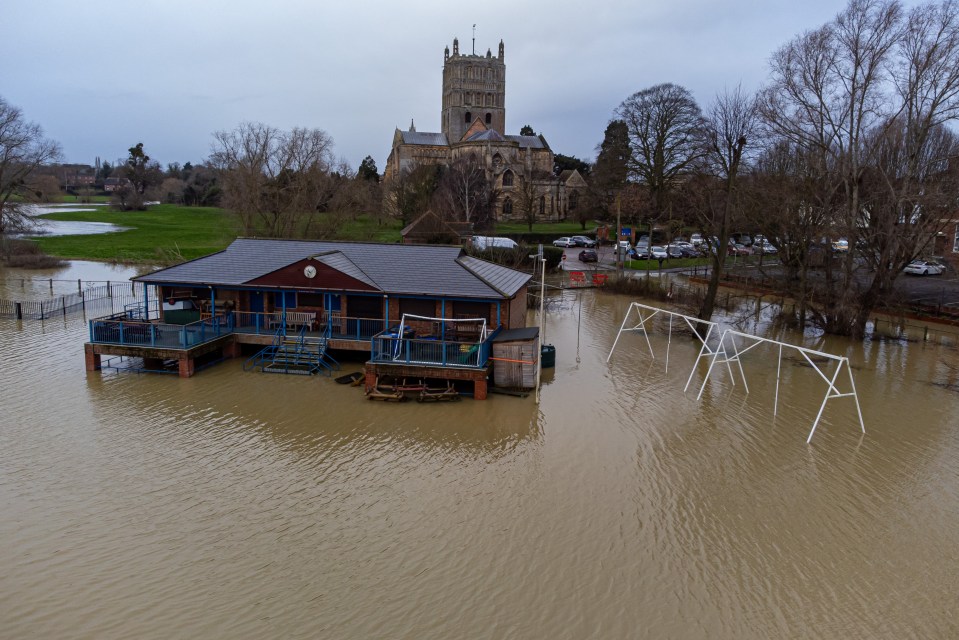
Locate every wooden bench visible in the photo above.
<box><xmin>269</xmin><ymin>311</ymin><xmax>316</xmax><ymax>331</ymax></box>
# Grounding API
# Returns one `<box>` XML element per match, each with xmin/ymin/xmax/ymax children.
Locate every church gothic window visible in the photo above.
<box><xmin>569</xmin><ymin>191</ymin><xmax>579</xmax><ymax>210</ymax></box>
<box><xmin>465</xmin><ymin>111</ymin><xmax>471</xmax><ymax>123</ymax></box>
<box><xmin>502</xmin><ymin>170</ymin><xmax>514</xmax><ymax>187</ymax></box>
<box><xmin>539</xmin><ymin>196</ymin><xmax>546</xmax><ymax>215</ymax></box>
<box><xmin>503</xmin><ymin>197</ymin><xmax>512</xmax><ymax>215</ymax></box>
<box><xmin>485</xmin><ymin>113</ymin><xmax>492</xmax><ymax>124</ymax></box>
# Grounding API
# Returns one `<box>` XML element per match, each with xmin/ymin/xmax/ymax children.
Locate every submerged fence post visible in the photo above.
<box><xmin>15</xmin><ymin>302</ymin><xmax>22</xmax><ymax>320</ymax></box>
<box><xmin>62</xmin><ymin>297</ymin><xmax>66</xmax><ymax>320</ymax></box>
<box><xmin>78</xmin><ymin>279</ymin><xmax>82</xmax><ymax>293</ymax></box>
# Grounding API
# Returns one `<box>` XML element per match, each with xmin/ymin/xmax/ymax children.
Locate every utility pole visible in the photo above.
<box><xmin>616</xmin><ymin>192</ymin><xmax>623</xmax><ymax>273</ymax></box>
<box><xmin>535</xmin><ymin>252</ymin><xmax>545</xmax><ymax>404</ymax></box>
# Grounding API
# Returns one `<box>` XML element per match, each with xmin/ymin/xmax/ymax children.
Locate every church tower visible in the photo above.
<box><xmin>441</xmin><ymin>38</ymin><xmax>506</xmax><ymax>143</ymax></box>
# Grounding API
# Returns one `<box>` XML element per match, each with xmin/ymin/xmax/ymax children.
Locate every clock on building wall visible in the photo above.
<box><xmin>303</xmin><ymin>265</ymin><xmax>317</xmax><ymax>279</ymax></box>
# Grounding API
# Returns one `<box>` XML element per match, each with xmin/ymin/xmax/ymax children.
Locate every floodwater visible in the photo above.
<box><xmin>19</xmin><ymin>204</ymin><xmax>129</xmax><ymax>237</ymax></box>
<box><xmin>2</xmin><ymin>265</ymin><xmax>959</xmax><ymax>639</ymax></box>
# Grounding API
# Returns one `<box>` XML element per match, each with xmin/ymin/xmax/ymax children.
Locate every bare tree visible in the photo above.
<box><xmin>616</xmin><ymin>83</ymin><xmax>703</xmax><ymax>222</ymax></box>
<box><xmin>689</xmin><ymin>87</ymin><xmax>760</xmax><ymax>321</ymax></box>
<box><xmin>384</xmin><ymin>161</ymin><xmax>443</xmax><ymax>224</ymax></box>
<box><xmin>210</xmin><ymin>122</ymin><xmax>335</xmax><ymax>237</ymax></box>
<box><xmin>434</xmin><ymin>154</ymin><xmax>499</xmax><ymax>231</ymax></box>
<box><xmin>513</xmin><ymin>170</ymin><xmax>550</xmax><ymax>231</ymax></box>
<box><xmin>0</xmin><ymin>96</ymin><xmax>62</xmax><ymax>234</ymax></box>
<box><xmin>760</xmin><ymin>0</ymin><xmax>959</xmax><ymax>337</ymax></box>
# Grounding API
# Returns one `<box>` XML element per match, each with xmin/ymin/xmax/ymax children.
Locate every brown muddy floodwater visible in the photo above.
<box><xmin>1</xmin><ymin>264</ymin><xmax>958</xmax><ymax>639</ymax></box>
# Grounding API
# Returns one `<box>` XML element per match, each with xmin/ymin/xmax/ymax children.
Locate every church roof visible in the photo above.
<box><xmin>465</xmin><ymin>129</ymin><xmax>506</xmax><ymax>142</ymax></box>
<box><xmin>399</xmin><ymin>131</ymin><xmax>449</xmax><ymax>146</ymax></box>
<box><xmin>506</xmin><ymin>134</ymin><xmax>548</xmax><ymax>149</ymax></box>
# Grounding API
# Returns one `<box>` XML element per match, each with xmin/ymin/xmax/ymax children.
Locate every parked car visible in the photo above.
<box><xmin>650</xmin><ymin>245</ymin><xmax>668</xmax><ymax>260</ymax></box>
<box><xmin>553</xmin><ymin>237</ymin><xmax>576</xmax><ymax>248</ymax></box>
<box><xmin>903</xmin><ymin>259</ymin><xmax>945</xmax><ymax>276</ymax></box>
<box><xmin>570</xmin><ymin>235</ymin><xmax>596</xmax><ymax>248</ymax></box>
<box><xmin>730</xmin><ymin>232</ymin><xmax>753</xmax><ymax>246</ymax></box>
<box><xmin>753</xmin><ymin>242</ymin><xmax>778</xmax><ymax>255</ymax></box>
<box><xmin>831</xmin><ymin>238</ymin><xmax>849</xmax><ymax>253</ymax></box>
<box><xmin>728</xmin><ymin>243</ymin><xmax>751</xmax><ymax>257</ymax></box>
<box><xmin>690</xmin><ymin>233</ymin><xmax>704</xmax><ymax>246</ymax></box>
<box><xmin>665</xmin><ymin>244</ymin><xmax>685</xmax><ymax>259</ymax></box>
<box><xmin>578</xmin><ymin>249</ymin><xmax>598</xmax><ymax>263</ymax></box>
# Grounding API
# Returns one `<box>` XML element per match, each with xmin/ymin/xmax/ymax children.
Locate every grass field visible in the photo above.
<box><xmin>32</xmin><ymin>205</ymin><xmax>241</xmax><ymax>263</ymax></box>
<box><xmin>29</xmin><ymin>205</ymin><xmax>409</xmax><ymax>263</ymax></box>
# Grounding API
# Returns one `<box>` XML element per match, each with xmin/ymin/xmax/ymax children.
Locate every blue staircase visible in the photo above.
<box><xmin>243</xmin><ymin>326</ymin><xmax>339</xmax><ymax>376</ymax></box>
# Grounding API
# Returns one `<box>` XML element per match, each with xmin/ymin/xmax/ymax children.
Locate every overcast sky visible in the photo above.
<box><xmin>1</xmin><ymin>0</ymin><xmax>926</xmax><ymax>173</ymax></box>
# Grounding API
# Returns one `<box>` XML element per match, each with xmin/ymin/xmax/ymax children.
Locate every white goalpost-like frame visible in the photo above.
<box><xmin>392</xmin><ymin>314</ymin><xmax>489</xmax><ymax>360</ymax></box>
<box><xmin>606</xmin><ymin>302</ymin><xmax>723</xmax><ymax>388</ymax></box>
<box><xmin>697</xmin><ymin>329</ymin><xmax>865</xmax><ymax>443</ymax></box>
<box><xmin>607</xmin><ymin>302</ymin><xmax>866</xmax><ymax>443</ymax></box>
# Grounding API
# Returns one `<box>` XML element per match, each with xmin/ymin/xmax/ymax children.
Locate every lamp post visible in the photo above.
<box><xmin>534</xmin><ymin>251</ymin><xmax>545</xmax><ymax>404</ymax></box>
<box><xmin>616</xmin><ymin>192</ymin><xmax>623</xmax><ymax>273</ymax></box>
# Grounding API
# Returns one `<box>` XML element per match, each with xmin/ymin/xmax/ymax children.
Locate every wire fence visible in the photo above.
<box><xmin>0</xmin><ymin>280</ymin><xmax>152</xmax><ymax>321</ymax></box>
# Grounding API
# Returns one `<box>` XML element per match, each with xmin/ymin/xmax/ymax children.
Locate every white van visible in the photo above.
<box><xmin>472</xmin><ymin>236</ymin><xmax>518</xmax><ymax>250</ymax></box>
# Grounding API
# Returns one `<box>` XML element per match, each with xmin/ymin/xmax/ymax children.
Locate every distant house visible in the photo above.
<box><xmin>103</xmin><ymin>177</ymin><xmax>129</xmax><ymax>192</ymax></box>
<box><xmin>84</xmin><ymin>238</ymin><xmax>535</xmax><ymax>398</ymax></box>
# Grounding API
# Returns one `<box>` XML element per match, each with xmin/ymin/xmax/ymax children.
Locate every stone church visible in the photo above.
<box><xmin>384</xmin><ymin>38</ymin><xmax>585</xmax><ymax>223</ymax></box>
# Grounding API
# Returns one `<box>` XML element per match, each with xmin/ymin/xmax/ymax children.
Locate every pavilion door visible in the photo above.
<box><xmin>249</xmin><ymin>292</ymin><xmax>264</xmax><ymax>314</ymax></box>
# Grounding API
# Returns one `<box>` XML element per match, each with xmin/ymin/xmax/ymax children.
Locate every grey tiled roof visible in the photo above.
<box><xmin>135</xmin><ymin>238</ymin><xmax>531</xmax><ymax>300</ymax></box>
<box><xmin>505</xmin><ymin>134</ymin><xmax>546</xmax><ymax>149</ymax></box>
<box><xmin>400</xmin><ymin>131</ymin><xmax>449</xmax><ymax>146</ymax></box>
<box><xmin>456</xmin><ymin>255</ymin><xmax>530</xmax><ymax>297</ymax></box>
<box><xmin>466</xmin><ymin>130</ymin><xmax>506</xmax><ymax>142</ymax></box>
<box><xmin>311</xmin><ymin>251</ymin><xmax>377</xmax><ymax>288</ymax></box>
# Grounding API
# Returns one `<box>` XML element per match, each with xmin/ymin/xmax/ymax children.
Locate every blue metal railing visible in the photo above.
<box><xmin>330</xmin><ymin>316</ymin><xmax>388</xmax><ymax>341</ymax></box>
<box><xmin>89</xmin><ymin>313</ymin><xmax>234</xmax><ymax>349</ymax></box>
<box><xmin>370</xmin><ymin>327</ymin><xmax>500</xmax><ymax>369</ymax></box>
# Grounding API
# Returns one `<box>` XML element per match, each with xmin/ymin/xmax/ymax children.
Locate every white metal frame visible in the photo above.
<box><xmin>393</xmin><ymin>313</ymin><xmax>488</xmax><ymax>360</ymax></box>
<box><xmin>607</xmin><ymin>302</ymin><xmax>724</xmax><ymax>388</ymax></box>
<box><xmin>698</xmin><ymin>329</ymin><xmax>865</xmax><ymax>443</ymax></box>
<box><xmin>608</xmin><ymin>303</ymin><xmax>866</xmax><ymax>443</ymax></box>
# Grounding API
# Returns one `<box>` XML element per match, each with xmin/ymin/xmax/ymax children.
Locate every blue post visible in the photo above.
<box><xmin>441</xmin><ymin>300</ymin><xmax>446</xmax><ymax>341</ymax></box>
<box><xmin>119</xmin><ymin>322</ymin><xmax>125</xmax><ymax>345</ymax></box>
<box><xmin>150</xmin><ymin>325</ymin><xmax>155</xmax><ymax>346</ymax></box>
<box><xmin>143</xmin><ymin>283</ymin><xmax>149</xmax><ymax>320</ymax></box>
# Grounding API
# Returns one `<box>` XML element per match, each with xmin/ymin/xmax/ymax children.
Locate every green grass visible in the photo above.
<box><xmin>61</xmin><ymin>194</ymin><xmax>111</xmax><ymax>203</ymax></box>
<box><xmin>32</xmin><ymin>204</ymin><xmax>241</xmax><ymax>263</ymax></box>
<box><xmin>327</xmin><ymin>215</ymin><xmax>403</xmax><ymax>242</ymax></box>
<box><xmin>29</xmin><ymin>205</ymin><xmax>406</xmax><ymax>263</ymax></box>
<box><xmin>625</xmin><ymin>257</ymin><xmax>711</xmax><ymax>270</ymax></box>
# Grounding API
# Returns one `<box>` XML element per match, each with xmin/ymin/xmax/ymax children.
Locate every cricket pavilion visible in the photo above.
<box><xmin>83</xmin><ymin>238</ymin><xmax>535</xmax><ymax>399</ymax></box>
